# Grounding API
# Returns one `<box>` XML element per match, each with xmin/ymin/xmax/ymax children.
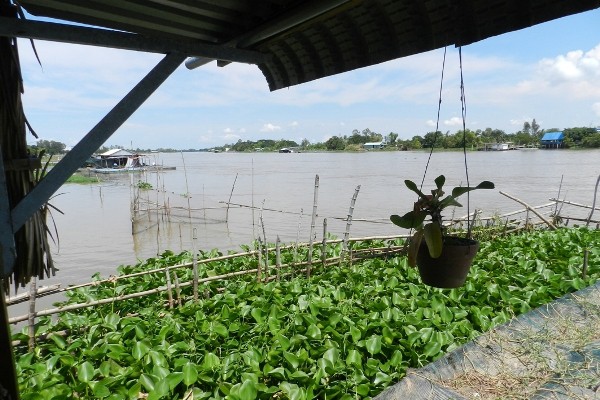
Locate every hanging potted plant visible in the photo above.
<box><xmin>390</xmin><ymin>175</ymin><xmax>494</xmax><ymax>288</ymax></box>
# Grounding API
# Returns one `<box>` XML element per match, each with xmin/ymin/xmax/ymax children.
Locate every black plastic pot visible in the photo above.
<box><xmin>416</xmin><ymin>236</ymin><xmax>479</xmax><ymax>289</ymax></box>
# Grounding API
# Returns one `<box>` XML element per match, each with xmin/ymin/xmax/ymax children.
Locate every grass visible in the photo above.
<box><xmin>66</xmin><ymin>172</ymin><xmax>100</xmax><ymax>184</ymax></box>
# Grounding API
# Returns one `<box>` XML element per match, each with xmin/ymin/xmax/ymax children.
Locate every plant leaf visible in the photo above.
<box><xmin>450</xmin><ymin>181</ymin><xmax>494</xmax><ymax>198</ymax></box>
<box><xmin>404</xmin><ymin>179</ymin><xmax>428</xmax><ymax>199</ymax></box>
<box><xmin>434</xmin><ymin>175</ymin><xmax>445</xmax><ymax>190</ymax></box>
<box><xmin>408</xmin><ymin>231</ymin><xmax>424</xmax><ymax>267</ymax></box>
<box><xmin>423</xmin><ymin>222</ymin><xmax>443</xmax><ymax>258</ymax></box>
<box><xmin>390</xmin><ymin>211</ymin><xmax>426</xmax><ymax>229</ymax></box>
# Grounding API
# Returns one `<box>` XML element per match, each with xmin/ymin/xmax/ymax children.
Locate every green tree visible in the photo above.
<box><xmin>325</xmin><ymin>136</ymin><xmax>346</xmax><ymax>150</ymax></box>
<box><xmin>387</xmin><ymin>132</ymin><xmax>398</xmax><ymax>144</ymax></box>
<box><xmin>34</xmin><ymin>140</ymin><xmax>66</xmax><ymax>154</ymax></box>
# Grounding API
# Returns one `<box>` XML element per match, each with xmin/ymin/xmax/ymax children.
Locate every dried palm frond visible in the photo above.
<box><xmin>1</xmin><ymin>3</ymin><xmax>56</xmax><ymax>291</ymax></box>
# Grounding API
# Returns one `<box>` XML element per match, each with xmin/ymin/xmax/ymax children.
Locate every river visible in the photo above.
<box><xmin>6</xmin><ymin>149</ymin><xmax>600</xmax><ymax>318</ymax></box>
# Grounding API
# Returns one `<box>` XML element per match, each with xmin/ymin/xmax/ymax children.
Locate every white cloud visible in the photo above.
<box><xmin>289</xmin><ymin>121</ymin><xmax>299</xmax><ymax>127</ymax></box>
<box><xmin>260</xmin><ymin>123</ymin><xmax>281</xmax><ymax>132</ymax></box>
<box><xmin>444</xmin><ymin>117</ymin><xmax>462</xmax><ymax>126</ymax></box>
<box><xmin>425</xmin><ymin>120</ymin><xmax>436</xmax><ymax>127</ymax></box>
<box><xmin>538</xmin><ymin>45</ymin><xmax>600</xmax><ymax>82</ymax></box>
<box><xmin>223</xmin><ymin>133</ymin><xmax>240</xmax><ymax>141</ymax></box>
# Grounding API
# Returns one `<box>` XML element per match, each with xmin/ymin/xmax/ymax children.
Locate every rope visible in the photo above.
<box><xmin>459</xmin><ymin>47</ymin><xmax>473</xmax><ymax>236</ymax></box>
<box><xmin>420</xmin><ymin>46</ymin><xmax>447</xmax><ymax>190</ymax></box>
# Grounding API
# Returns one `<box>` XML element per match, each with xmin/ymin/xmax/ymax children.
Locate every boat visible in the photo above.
<box><xmin>478</xmin><ymin>142</ymin><xmax>515</xmax><ymax>151</ymax></box>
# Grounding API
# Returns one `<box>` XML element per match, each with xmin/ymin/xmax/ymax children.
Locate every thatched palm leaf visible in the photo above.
<box><xmin>0</xmin><ymin>10</ymin><xmax>56</xmax><ymax>290</ymax></box>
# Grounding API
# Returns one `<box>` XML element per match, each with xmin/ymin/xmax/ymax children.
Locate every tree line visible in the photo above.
<box><xmin>218</xmin><ymin>121</ymin><xmax>600</xmax><ymax>152</ymax></box>
<box><xmin>28</xmin><ymin>120</ymin><xmax>600</xmax><ymax>155</ymax></box>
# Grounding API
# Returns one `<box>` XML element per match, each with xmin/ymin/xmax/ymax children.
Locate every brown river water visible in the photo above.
<box><xmin>7</xmin><ymin>149</ymin><xmax>600</xmax><ymax>321</ymax></box>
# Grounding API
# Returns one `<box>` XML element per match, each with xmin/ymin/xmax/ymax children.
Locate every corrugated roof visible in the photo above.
<box><xmin>541</xmin><ymin>132</ymin><xmax>565</xmax><ymax>141</ymax></box>
<box><xmin>9</xmin><ymin>0</ymin><xmax>600</xmax><ymax>91</ymax></box>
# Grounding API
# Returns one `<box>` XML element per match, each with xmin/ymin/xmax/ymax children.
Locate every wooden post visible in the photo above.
<box><xmin>307</xmin><ymin>175</ymin><xmax>319</xmax><ymax>278</ymax></box>
<box><xmin>28</xmin><ymin>276</ymin><xmax>37</xmax><ymax>350</ymax></box>
<box><xmin>340</xmin><ymin>185</ymin><xmax>360</xmax><ymax>267</ymax></box>
<box><xmin>583</xmin><ymin>249</ymin><xmax>589</xmax><ymax>280</ymax></box>
<box><xmin>275</xmin><ymin>236</ymin><xmax>281</xmax><ymax>281</ymax></box>
<box><xmin>192</xmin><ymin>253</ymin><xmax>198</xmax><ymax>302</ymax></box>
<box><xmin>322</xmin><ymin>218</ymin><xmax>328</xmax><ymax>268</ymax></box>
<box><xmin>173</xmin><ymin>273</ymin><xmax>181</xmax><ymax>306</ymax></box>
<box><xmin>256</xmin><ymin>237</ymin><xmax>263</xmax><ymax>282</ymax></box>
<box><xmin>165</xmin><ymin>268</ymin><xmax>173</xmax><ymax>309</ymax></box>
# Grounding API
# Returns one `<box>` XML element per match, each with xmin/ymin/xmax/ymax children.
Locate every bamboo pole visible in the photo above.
<box><xmin>342</xmin><ymin>185</ymin><xmax>361</xmax><ymax>253</ymax></box>
<box><xmin>582</xmin><ymin>249</ymin><xmax>589</xmax><ymax>280</ymax></box>
<box><xmin>257</xmin><ymin>237</ymin><xmax>263</xmax><ymax>282</ymax></box>
<box><xmin>307</xmin><ymin>175</ymin><xmax>319</xmax><ymax>278</ymax></box>
<box><xmin>275</xmin><ymin>236</ymin><xmax>281</xmax><ymax>281</ymax></box>
<box><xmin>499</xmin><ymin>191</ymin><xmax>557</xmax><ymax>230</ymax></box>
<box><xmin>192</xmin><ymin>253</ymin><xmax>198</xmax><ymax>302</ymax></box>
<box><xmin>225</xmin><ymin>173</ymin><xmax>238</xmax><ymax>223</ymax></box>
<box><xmin>5</xmin><ymin>284</ymin><xmax>60</xmax><ymax>305</ymax></box>
<box><xmin>322</xmin><ymin>218</ymin><xmax>328</xmax><ymax>268</ymax></box>
<box><xmin>165</xmin><ymin>268</ymin><xmax>173</xmax><ymax>309</ymax></box>
<box><xmin>28</xmin><ymin>277</ymin><xmax>37</xmax><ymax>350</ymax></box>
<box><xmin>549</xmin><ymin>198</ymin><xmax>600</xmax><ymax>211</ymax></box>
<box><xmin>586</xmin><ymin>175</ymin><xmax>600</xmax><ymax>227</ymax></box>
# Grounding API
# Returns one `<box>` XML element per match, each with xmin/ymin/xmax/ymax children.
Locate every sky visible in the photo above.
<box><xmin>16</xmin><ymin>8</ymin><xmax>600</xmax><ymax>150</ymax></box>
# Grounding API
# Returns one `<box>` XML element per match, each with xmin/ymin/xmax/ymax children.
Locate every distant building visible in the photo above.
<box><xmin>363</xmin><ymin>142</ymin><xmax>385</xmax><ymax>150</ymax></box>
<box><xmin>540</xmin><ymin>132</ymin><xmax>565</xmax><ymax>149</ymax></box>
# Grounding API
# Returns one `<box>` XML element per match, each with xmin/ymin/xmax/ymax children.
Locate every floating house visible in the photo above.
<box><xmin>93</xmin><ymin>149</ymin><xmax>147</xmax><ymax>170</ymax></box>
<box><xmin>540</xmin><ymin>132</ymin><xmax>565</xmax><ymax>149</ymax></box>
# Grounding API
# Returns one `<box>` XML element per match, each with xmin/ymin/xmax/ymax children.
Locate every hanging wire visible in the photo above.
<box><xmin>419</xmin><ymin>46</ymin><xmax>447</xmax><ymax>190</ymax></box>
<box><xmin>459</xmin><ymin>47</ymin><xmax>473</xmax><ymax>236</ymax></box>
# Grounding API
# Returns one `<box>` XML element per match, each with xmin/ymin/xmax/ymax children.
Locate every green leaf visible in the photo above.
<box><xmin>423</xmin><ymin>340</ymin><xmax>442</xmax><ymax>358</ymax></box>
<box><xmin>434</xmin><ymin>175</ymin><xmax>446</xmax><ymax>191</ymax></box>
<box><xmin>390</xmin><ymin>211</ymin><xmax>427</xmax><ymax>229</ymax></box>
<box><xmin>148</xmin><ymin>377</ymin><xmax>170</xmax><ymax>400</ymax></box>
<box><xmin>322</xmin><ymin>347</ymin><xmax>340</xmax><ymax>366</ymax></box>
<box><xmin>92</xmin><ymin>382</ymin><xmax>111</xmax><ymax>398</ymax></box>
<box><xmin>346</xmin><ymin>349</ymin><xmax>362</xmax><ymax>367</ymax></box>
<box><xmin>48</xmin><ymin>333</ymin><xmax>67</xmax><ymax>350</ymax></box>
<box><xmin>373</xmin><ymin>371</ymin><xmax>391</xmax><ymax>385</ymax></box>
<box><xmin>212</xmin><ymin>322</ymin><xmax>229</xmax><ymax>337</ymax></box>
<box><xmin>350</xmin><ymin>326</ymin><xmax>361</xmax><ymax>343</ymax></box>
<box><xmin>166</xmin><ymin>372</ymin><xmax>184</xmax><ymax>391</ymax></box>
<box><xmin>236</xmin><ymin>380</ymin><xmax>258</xmax><ymax>400</ymax></box>
<box><xmin>139</xmin><ymin>373</ymin><xmax>155</xmax><ymax>392</ymax></box>
<box><xmin>283</xmin><ymin>352</ymin><xmax>301</xmax><ymax>369</ymax></box>
<box><xmin>365</xmin><ymin>335</ymin><xmax>382</xmax><ymax>355</ymax></box>
<box><xmin>266</xmin><ymin>367</ymin><xmax>286</xmax><ymax>380</ymax></box>
<box><xmin>450</xmin><ymin>180</ymin><xmax>495</xmax><ymax>198</ymax></box>
<box><xmin>306</xmin><ymin>324</ymin><xmax>321</xmax><ymax>340</ymax></box>
<box><xmin>132</xmin><ymin>340</ymin><xmax>150</xmax><ymax>360</ymax></box>
<box><xmin>183</xmin><ymin>362</ymin><xmax>198</xmax><ymax>386</ymax></box>
<box><xmin>251</xmin><ymin>308</ymin><xmax>264</xmax><ymax>324</ymax></box>
<box><xmin>423</xmin><ymin>222</ymin><xmax>443</xmax><ymax>258</ymax></box>
<box><xmin>77</xmin><ymin>361</ymin><xmax>94</xmax><ymax>383</ymax></box>
<box><xmin>202</xmin><ymin>352</ymin><xmax>220</xmax><ymax>370</ymax></box>
<box><xmin>404</xmin><ymin>179</ymin><xmax>428</xmax><ymax>199</ymax></box>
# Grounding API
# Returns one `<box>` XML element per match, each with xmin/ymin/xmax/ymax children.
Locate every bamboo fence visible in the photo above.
<box><xmin>7</xmin><ymin>190</ymin><xmax>600</xmax><ymax>349</ymax></box>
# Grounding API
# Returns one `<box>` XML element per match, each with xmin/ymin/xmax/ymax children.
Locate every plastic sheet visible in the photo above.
<box><xmin>376</xmin><ymin>282</ymin><xmax>600</xmax><ymax>399</ymax></box>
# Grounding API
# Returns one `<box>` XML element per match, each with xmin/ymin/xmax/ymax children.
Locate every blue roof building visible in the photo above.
<box><xmin>540</xmin><ymin>131</ymin><xmax>565</xmax><ymax>149</ymax></box>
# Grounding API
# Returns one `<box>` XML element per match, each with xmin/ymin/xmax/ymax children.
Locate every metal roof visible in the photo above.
<box><xmin>8</xmin><ymin>0</ymin><xmax>600</xmax><ymax>91</ymax></box>
<box><xmin>541</xmin><ymin>131</ymin><xmax>565</xmax><ymax>141</ymax></box>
